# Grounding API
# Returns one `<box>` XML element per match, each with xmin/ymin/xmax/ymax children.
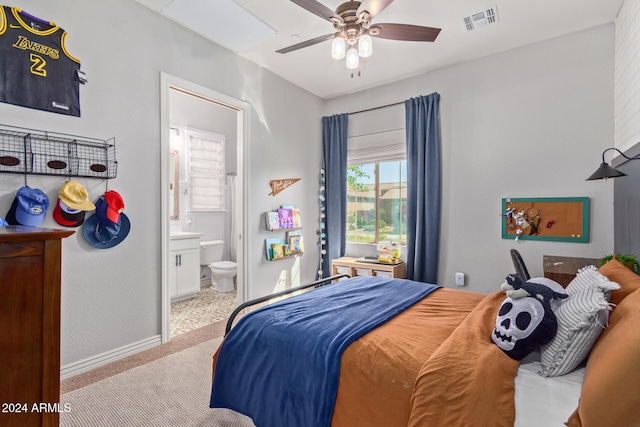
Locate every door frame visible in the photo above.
<box><xmin>159</xmin><ymin>72</ymin><xmax>249</xmax><ymax>343</ymax></box>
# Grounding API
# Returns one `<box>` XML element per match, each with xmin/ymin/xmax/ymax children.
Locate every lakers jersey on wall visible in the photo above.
<box><xmin>0</xmin><ymin>6</ymin><xmax>83</xmax><ymax>116</ymax></box>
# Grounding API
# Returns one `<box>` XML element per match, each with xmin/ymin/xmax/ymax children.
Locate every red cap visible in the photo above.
<box><xmin>103</xmin><ymin>190</ymin><xmax>125</xmax><ymax>223</ymax></box>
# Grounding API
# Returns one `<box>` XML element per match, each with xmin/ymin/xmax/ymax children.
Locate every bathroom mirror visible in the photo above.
<box><xmin>169</xmin><ymin>149</ymin><xmax>179</xmax><ymax>220</ymax></box>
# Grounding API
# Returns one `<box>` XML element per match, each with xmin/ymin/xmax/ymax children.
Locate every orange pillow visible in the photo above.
<box><xmin>598</xmin><ymin>258</ymin><xmax>640</xmax><ymax>307</ymax></box>
<box><xmin>565</xmin><ymin>288</ymin><xmax>640</xmax><ymax>427</ymax></box>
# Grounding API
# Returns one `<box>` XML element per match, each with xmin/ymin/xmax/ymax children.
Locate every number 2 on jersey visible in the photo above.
<box><xmin>30</xmin><ymin>53</ymin><xmax>46</xmax><ymax>77</ymax></box>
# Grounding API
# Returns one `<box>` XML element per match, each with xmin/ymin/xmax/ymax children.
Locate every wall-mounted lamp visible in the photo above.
<box><xmin>586</xmin><ymin>147</ymin><xmax>640</xmax><ymax>180</ymax></box>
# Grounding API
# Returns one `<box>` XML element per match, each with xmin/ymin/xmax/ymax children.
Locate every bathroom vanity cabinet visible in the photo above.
<box><xmin>170</xmin><ymin>233</ymin><xmax>202</xmax><ymax>302</ymax></box>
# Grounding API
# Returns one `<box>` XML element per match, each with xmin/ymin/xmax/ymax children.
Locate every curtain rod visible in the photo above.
<box><xmin>348</xmin><ymin>100</ymin><xmax>404</xmax><ymax>116</ymax></box>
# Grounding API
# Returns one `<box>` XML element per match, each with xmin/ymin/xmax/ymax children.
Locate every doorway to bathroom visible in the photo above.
<box><xmin>160</xmin><ymin>73</ymin><xmax>247</xmax><ymax>343</ymax></box>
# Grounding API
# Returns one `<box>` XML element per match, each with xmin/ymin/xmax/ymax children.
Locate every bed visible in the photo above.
<box><xmin>209</xmin><ymin>258</ymin><xmax>640</xmax><ymax>427</ymax></box>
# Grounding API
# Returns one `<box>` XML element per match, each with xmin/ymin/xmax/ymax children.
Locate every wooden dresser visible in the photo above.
<box><xmin>0</xmin><ymin>226</ymin><xmax>73</xmax><ymax>427</ymax></box>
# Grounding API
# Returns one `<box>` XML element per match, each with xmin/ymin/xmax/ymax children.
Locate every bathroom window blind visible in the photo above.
<box><xmin>188</xmin><ymin>130</ymin><xmax>225</xmax><ymax>211</ymax></box>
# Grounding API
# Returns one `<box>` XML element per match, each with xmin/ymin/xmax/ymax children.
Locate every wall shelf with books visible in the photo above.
<box><xmin>264</xmin><ymin>206</ymin><xmax>305</xmax><ymax>261</ymax></box>
<box><xmin>265</xmin><ymin>206</ymin><xmax>302</xmax><ymax>231</ymax></box>
<box><xmin>265</xmin><ymin>231</ymin><xmax>305</xmax><ymax>261</ymax></box>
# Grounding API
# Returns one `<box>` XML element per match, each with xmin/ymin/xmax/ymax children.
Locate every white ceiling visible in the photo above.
<box><xmin>135</xmin><ymin>0</ymin><xmax>623</xmax><ymax>100</ymax></box>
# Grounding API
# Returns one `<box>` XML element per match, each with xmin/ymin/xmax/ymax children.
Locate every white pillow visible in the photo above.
<box><xmin>565</xmin><ymin>265</ymin><xmax>608</xmax><ymax>295</ymax></box>
<box><xmin>539</xmin><ymin>266</ymin><xmax>619</xmax><ymax>377</ymax></box>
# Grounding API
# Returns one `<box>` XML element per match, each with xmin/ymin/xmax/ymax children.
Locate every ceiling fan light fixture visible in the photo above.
<box><xmin>346</xmin><ymin>45</ymin><xmax>360</xmax><ymax>69</ymax></box>
<box><xmin>358</xmin><ymin>32</ymin><xmax>372</xmax><ymax>57</ymax></box>
<box><xmin>277</xmin><ymin>0</ymin><xmax>442</xmax><ymax>77</ymax></box>
<box><xmin>331</xmin><ymin>35</ymin><xmax>346</xmax><ymax>59</ymax></box>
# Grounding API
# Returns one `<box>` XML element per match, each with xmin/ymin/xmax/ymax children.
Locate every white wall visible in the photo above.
<box><xmin>325</xmin><ymin>24</ymin><xmax>615</xmax><ymax>294</ymax></box>
<box><xmin>0</xmin><ymin>0</ymin><xmax>324</xmax><ymax>367</ymax></box>
<box><xmin>615</xmin><ymin>0</ymin><xmax>640</xmax><ymax>152</ymax></box>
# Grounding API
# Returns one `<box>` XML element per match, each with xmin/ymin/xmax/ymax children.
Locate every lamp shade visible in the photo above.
<box><xmin>346</xmin><ymin>46</ymin><xmax>359</xmax><ymax>69</ymax></box>
<box><xmin>331</xmin><ymin>36</ymin><xmax>345</xmax><ymax>60</ymax></box>
<box><xmin>358</xmin><ymin>33</ymin><xmax>372</xmax><ymax>58</ymax></box>
<box><xmin>586</xmin><ymin>162</ymin><xmax>627</xmax><ymax>181</ymax></box>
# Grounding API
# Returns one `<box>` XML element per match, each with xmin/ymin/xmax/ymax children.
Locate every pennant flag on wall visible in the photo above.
<box><xmin>269</xmin><ymin>178</ymin><xmax>301</xmax><ymax>196</ymax></box>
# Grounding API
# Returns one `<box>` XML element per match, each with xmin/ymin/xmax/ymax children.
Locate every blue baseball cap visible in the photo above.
<box><xmin>5</xmin><ymin>186</ymin><xmax>49</xmax><ymax>226</ymax></box>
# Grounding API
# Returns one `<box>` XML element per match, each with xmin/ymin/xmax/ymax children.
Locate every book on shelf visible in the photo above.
<box><xmin>287</xmin><ymin>231</ymin><xmax>304</xmax><ymax>255</ymax></box>
<box><xmin>264</xmin><ymin>238</ymin><xmax>281</xmax><ymax>260</ymax></box>
<box><xmin>265</xmin><ymin>212</ymin><xmax>280</xmax><ymax>231</ymax></box>
<box><xmin>277</xmin><ymin>208</ymin><xmax>294</xmax><ymax>229</ymax></box>
<box><xmin>271</xmin><ymin>243</ymin><xmax>285</xmax><ymax>260</ymax></box>
<box><xmin>291</xmin><ymin>208</ymin><xmax>302</xmax><ymax>228</ymax></box>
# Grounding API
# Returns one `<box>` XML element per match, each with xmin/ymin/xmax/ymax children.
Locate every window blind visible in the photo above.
<box><xmin>347</xmin><ymin>126</ymin><xmax>406</xmax><ymax>165</ymax></box>
<box><xmin>347</xmin><ymin>142</ymin><xmax>406</xmax><ymax>165</ymax></box>
<box><xmin>188</xmin><ymin>131</ymin><xmax>225</xmax><ymax>211</ymax></box>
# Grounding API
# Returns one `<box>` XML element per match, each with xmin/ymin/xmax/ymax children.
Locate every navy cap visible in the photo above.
<box><xmin>83</xmin><ymin>195</ymin><xmax>130</xmax><ymax>249</ymax></box>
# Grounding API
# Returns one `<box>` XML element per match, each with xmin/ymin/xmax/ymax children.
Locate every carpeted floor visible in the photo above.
<box><xmin>60</xmin><ymin>336</ymin><xmax>255</xmax><ymax>427</ymax></box>
<box><xmin>61</xmin><ymin>320</ymin><xmax>228</xmax><ymax>394</ymax></box>
<box><xmin>59</xmin><ymin>287</ymin><xmax>251</xmax><ymax>426</ymax></box>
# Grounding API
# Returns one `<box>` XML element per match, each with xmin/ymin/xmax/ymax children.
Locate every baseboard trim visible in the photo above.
<box><xmin>61</xmin><ymin>335</ymin><xmax>162</xmax><ymax>380</ymax></box>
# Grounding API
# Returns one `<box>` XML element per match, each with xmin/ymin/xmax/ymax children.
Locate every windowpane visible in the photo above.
<box><xmin>378</xmin><ymin>161</ymin><xmax>407</xmax><ymax>244</ymax></box>
<box><xmin>347</xmin><ymin>163</ymin><xmax>376</xmax><ymax>243</ymax></box>
<box><xmin>346</xmin><ymin>160</ymin><xmax>406</xmax><ymax>244</ymax></box>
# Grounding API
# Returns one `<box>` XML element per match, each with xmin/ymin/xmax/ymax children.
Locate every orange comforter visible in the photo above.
<box><xmin>331</xmin><ymin>289</ymin><xmax>518</xmax><ymax>427</ymax></box>
<box><xmin>213</xmin><ymin>287</ymin><xmax>518</xmax><ymax>426</ymax></box>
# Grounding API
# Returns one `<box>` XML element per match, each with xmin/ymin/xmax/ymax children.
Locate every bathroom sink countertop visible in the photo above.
<box><xmin>170</xmin><ymin>231</ymin><xmax>203</xmax><ymax>240</ymax></box>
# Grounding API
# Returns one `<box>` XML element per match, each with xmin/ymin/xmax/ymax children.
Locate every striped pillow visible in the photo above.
<box><xmin>539</xmin><ymin>266</ymin><xmax>620</xmax><ymax>377</ymax></box>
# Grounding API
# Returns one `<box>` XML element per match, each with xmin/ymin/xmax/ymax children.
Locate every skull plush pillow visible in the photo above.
<box><xmin>491</xmin><ymin>295</ymin><xmax>558</xmax><ymax>360</ymax></box>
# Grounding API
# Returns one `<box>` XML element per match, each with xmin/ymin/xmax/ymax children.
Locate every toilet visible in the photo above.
<box><xmin>200</xmin><ymin>240</ymin><xmax>237</xmax><ymax>292</ymax></box>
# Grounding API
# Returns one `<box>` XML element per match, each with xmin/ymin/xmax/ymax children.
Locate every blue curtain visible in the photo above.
<box><xmin>405</xmin><ymin>93</ymin><xmax>441</xmax><ymax>283</ymax></box>
<box><xmin>322</xmin><ymin>114</ymin><xmax>348</xmax><ymax>277</ymax></box>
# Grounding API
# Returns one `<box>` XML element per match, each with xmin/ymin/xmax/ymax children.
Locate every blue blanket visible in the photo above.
<box><xmin>209</xmin><ymin>276</ymin><xmax>439</xmax><ymax>427</ymax></box>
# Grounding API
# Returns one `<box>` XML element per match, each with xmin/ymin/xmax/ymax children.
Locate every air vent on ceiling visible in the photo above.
<box><xmin>463</xmin><ymin>5</ymin><xmax>499</xmax><ymax>31</ymax></box>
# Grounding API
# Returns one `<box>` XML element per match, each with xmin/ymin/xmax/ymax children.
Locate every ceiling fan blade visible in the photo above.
<box><xmin>357</xmin><ymin>0</ymin><xmax>394</xmax><ymax>19</ymax></box>
<box><xmin>276</xmin><ymin>33</ymin><xmax>334</xmax><ymax>54</ymax></box>
<box><xmin>290</xmin><ymin>0</ymin><xmax>343</xmax><ymax>23</ymax></box>
<box><xmin>371</xmin><ymin>23</ymin><xmax>441</xmax><ymax>42</ymax></box>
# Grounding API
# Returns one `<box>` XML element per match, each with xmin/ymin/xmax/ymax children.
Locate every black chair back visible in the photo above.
<box><xmin>510</xmin><ymin>249</ymin><xmax>531</xmax><ymax>281</ymax></box>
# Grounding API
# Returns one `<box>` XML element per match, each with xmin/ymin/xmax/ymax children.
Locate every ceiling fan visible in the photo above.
<box><xmin>276</xmin><ymin>0</ymin><xmax>441</xmax><ymax>73</ymax></box>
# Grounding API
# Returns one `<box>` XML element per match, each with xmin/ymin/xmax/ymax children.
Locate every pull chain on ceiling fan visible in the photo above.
<box><xmin>277</xmin><ymin>0</ymin><xmax>441</xmax><ymax>75</ymax></box>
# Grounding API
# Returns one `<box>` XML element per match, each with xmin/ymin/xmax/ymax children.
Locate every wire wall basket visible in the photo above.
<box><xmin>0</xmin><ymin>124</ymin><xmax>117</xmax><ymax>179</ymax></box>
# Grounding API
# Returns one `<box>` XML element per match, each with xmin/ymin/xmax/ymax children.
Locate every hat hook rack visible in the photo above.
<box><xmin>0</xmin><ymin>123</ymin><xmax>117</xmax><ymax>181</ymax></box>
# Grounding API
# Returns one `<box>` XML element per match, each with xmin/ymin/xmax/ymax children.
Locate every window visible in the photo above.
<box><xmin>188</xmin><ymin>130</ymin><xmax>225</xmax><ymax>211</ymax></box>
<box><xmin>346</xmin><ymin>160</ymin><xmax>407</xmax><ymax>244</ymax></box>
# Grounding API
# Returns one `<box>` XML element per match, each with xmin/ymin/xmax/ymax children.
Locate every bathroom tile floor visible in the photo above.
<box><xmin>170</xmin><ymin>286</ymin><xmax>237</xmax><ymax>337</ymax></box>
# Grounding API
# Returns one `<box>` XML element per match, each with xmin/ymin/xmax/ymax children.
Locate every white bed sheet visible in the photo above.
<box><xmin>514</xmin><ymin>353</ymin><xmax>585</xmax><ymax>427</ymax></box>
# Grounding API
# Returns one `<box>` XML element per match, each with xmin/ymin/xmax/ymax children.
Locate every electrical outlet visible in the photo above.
<box><xmin>455</xmin><ymin>272</ymin><xmax>465</xmax><ymax>286</ymax></box>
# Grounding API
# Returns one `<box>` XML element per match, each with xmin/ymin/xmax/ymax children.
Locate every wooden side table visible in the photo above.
<box><xmin>331</xmin><ymin>257</ymin><xmax>407</xmax><ymax>279</ymax></box>
<box><xmin>0</xmin><ymin>226</ymin><xmax>73</xmax><ymax>427</ymax></box>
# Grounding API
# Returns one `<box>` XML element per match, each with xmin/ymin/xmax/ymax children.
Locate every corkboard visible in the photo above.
<box><xmin>501</xmin><ymin>197</ymin><xmax>590</xmax><ymax>242</ymax></box>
